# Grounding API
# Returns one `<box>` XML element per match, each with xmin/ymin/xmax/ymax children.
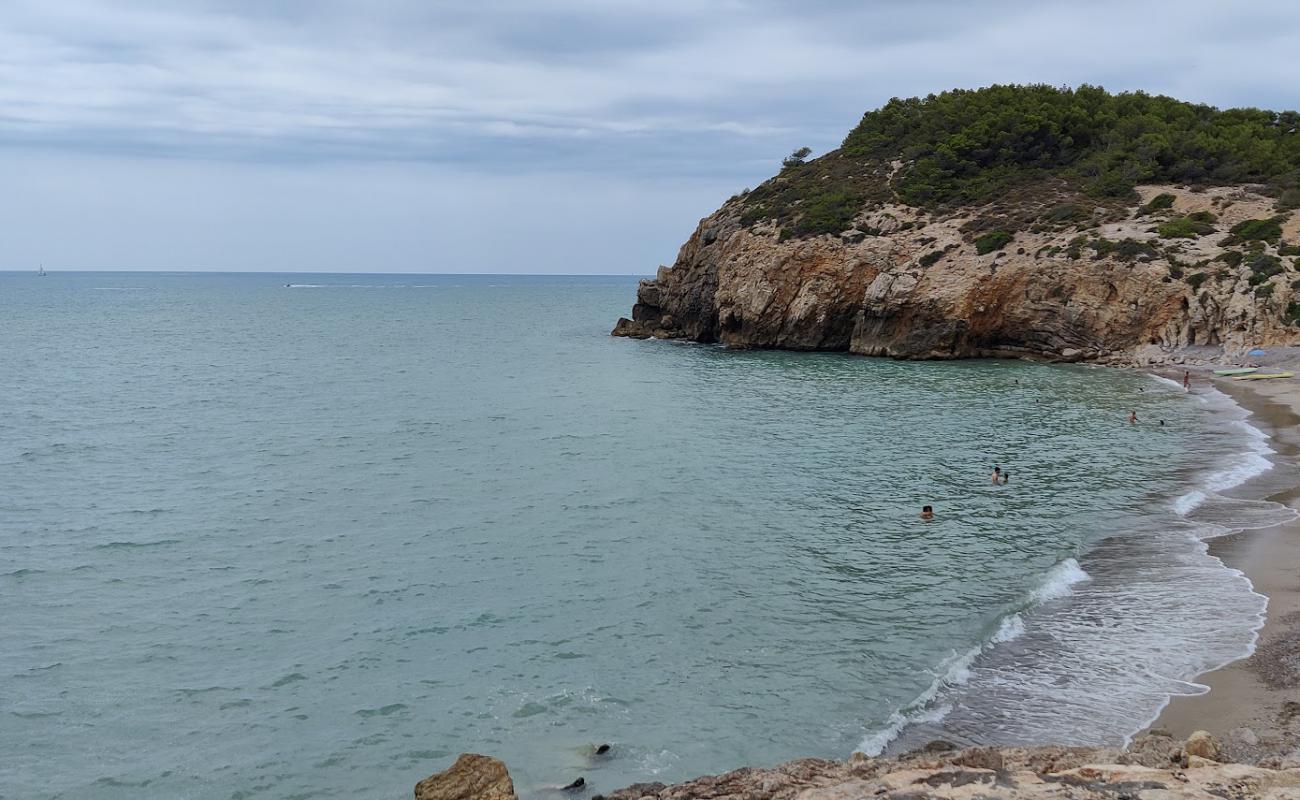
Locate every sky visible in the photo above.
<box><xmin>4</xmin><ymin>0</ymin><xmax>1300</xmax><ymax>274</ymax></box>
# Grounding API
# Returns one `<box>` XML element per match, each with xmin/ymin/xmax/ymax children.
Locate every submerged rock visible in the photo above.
<box><xmin>415</xmin><ymin>754</ymin><xmax>516</xmax><ymax>800</ymax></box>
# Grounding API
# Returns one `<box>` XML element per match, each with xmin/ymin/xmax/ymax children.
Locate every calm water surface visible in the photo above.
<box><xmin>0</xmin><ymin>273</ymin><xmax>1274</xmax><ymax>799</ymax></box>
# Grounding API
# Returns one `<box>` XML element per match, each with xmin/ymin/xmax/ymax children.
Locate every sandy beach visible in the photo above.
<box><xmin>1148</xmin><ymin>369</ymin><xmax>1300</xmax><ymax>764</ymax></box>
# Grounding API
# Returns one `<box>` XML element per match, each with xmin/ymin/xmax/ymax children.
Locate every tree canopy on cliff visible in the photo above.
<box><xmin>739</xmin><ymin>84</ymin><xmax>1300</xmax><ymax>239</ymax></box>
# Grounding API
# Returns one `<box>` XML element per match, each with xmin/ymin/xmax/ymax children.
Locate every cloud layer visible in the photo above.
<box><xmin>4</xmin><ymin>0</ymin><xmax>1300</xmax><ymax>270</ymax></box>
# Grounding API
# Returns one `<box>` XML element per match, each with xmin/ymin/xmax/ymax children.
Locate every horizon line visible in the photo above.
<box><xmin>0</xmin><ymin>269</ymin><xmax>652</xmax><ymax>277</ymax></box>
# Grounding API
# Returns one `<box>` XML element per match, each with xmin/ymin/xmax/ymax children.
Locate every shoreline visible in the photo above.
<box><xmin>1143</xmin><ymin>370</ymin><xmax>1300</xmax><ymax>763</ymax></box>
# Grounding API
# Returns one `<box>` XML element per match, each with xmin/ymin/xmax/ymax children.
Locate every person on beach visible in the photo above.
<box><xmin>920</xmin><ymin>505</ymin><xmax>934</xmax><ymax>521</ymax></box>
<box><xmin>1129</xmin><ymin>410</ymin><xmax>1138</xmax><ymax>425</ymax></box>
<box><xmin>991</xmin><ymin>466</ymin><xmax>1001</xmax><ymax>484</ymax></box>
<box><xmin>1183</xmin><ymin>371</ymin><xmax>1191</xmax><ymax>392</ymax></box>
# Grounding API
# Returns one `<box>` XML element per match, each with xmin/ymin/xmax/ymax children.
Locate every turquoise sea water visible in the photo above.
<box><xmin>0</xmin><ymin>273</ymin><xmax>1285</xmax><ymax>799</ymax></box>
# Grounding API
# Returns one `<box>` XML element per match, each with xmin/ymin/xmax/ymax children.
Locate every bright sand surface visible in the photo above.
<box><xmin>1150</xmin><ymin>372</ymin><xmax>1300</xmax><ymax>757</ymax></box>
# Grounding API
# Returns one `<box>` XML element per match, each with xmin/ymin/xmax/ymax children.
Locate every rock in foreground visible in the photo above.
<box><xmin>418</xmin><ymin>733</ymin><xmax>1300</xmax><ymax>800</ymax></box>
<box><xmin>415</xmin><ymin>753</ymin><xmax>516</xmax><ymax>800</ymax></box>
<box><xmin>592</xmin><ymin>733</ymin><xmax>1300</xmax><ymax>800</ymax></box>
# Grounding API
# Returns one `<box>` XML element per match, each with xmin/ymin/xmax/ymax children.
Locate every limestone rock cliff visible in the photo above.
<box><xmin>613</xmin><ymin>185</ymin><xmax>1300</xmax><ymax>363</ymax></box>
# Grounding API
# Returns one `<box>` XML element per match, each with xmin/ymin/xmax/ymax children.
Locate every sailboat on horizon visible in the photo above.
<box><xmin>38</xmin><ymin>264</ymin><xmax>46</xmax><ymax>276</ymax></box>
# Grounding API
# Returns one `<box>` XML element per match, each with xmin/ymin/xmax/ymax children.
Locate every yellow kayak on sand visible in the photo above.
<box><xmin>1232</xmin><ymin>371</ymin><xmax>1294</xmax><ymax>381</ymax></box>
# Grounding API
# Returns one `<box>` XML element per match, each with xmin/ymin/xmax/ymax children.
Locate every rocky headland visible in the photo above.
<box><xmin>613</xmin><ymin>86</ymin><xmax>1300</xmax><ymax>364</ymax></box>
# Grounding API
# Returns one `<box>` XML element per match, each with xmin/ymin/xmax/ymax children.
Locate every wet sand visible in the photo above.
<box><xmin>1148</xmin><ymin>373</ymin><xmax>1300</xmax><ymax>762</ymax></box>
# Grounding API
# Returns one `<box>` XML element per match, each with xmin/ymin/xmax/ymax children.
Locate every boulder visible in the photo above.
<box><xmin>415</xmin><ymin>754</ymin><xmax>516</xmax><ymax>800</ymax></box>
<box><xmin>1184</xmin><ymin>731</ymin><xmax>1220</xmax><ymax>761</ymax></box>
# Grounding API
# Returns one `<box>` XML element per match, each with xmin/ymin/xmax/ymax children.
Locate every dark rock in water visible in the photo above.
<box><xmin>922</xmin><ymin>740</ymin><xmax>957</xmax><ymax>752</ymax></box>
<box><xmin>562</xmin><ymin>777</ymin><xmax>585</xmax><ymax>791</ymax></box>
<box><xmin>415</xmin><ymin>753</ymin><xmax>516</xmax><ymax>800</ymax></box>
<box><xmin>595</xmin><ymin>744</ymin><xmax>611</xmax><ymax>756</ymax></box>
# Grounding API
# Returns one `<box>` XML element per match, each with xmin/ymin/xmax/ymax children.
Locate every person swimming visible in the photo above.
<box><xmin>1129</xmin><ymin>410</ymin><xmax>1138</xmax><ymax>425</ymax></box>
<box><xmin>991</xmin><ymin>466</ymin><xmax>1002</xmax><ymax>484</ymax></box>
<box><xmin>920</xmin><ymin>505</ymin><xmax>934</xmax><ymax>521</ymax></box>
<box><xmin>1001</xmin><ymin>472</ymin><xmax>1010</xmax><ymax>485</ymax></box>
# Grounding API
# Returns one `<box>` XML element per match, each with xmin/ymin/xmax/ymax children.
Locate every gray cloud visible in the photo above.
<box><xmin>3</xmin><ymin>0</ymin><xmax>1300</xmax><ymax>271</ymax></box>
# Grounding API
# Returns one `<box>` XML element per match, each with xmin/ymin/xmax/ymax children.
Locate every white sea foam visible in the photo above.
<box><xmin>1148</xmin><ymin>374</ymin><xmax>1185</xmax><ymax>391</ymax></box>
<box><xmin>1172</xmin><ymin>490</ymin><xmax>1207</xmax><ymax>516</ymax></box>
<box><xmin>857</xmin><ymin>559</ymin><xmax>1086</xmax><ymax>755</ymax></box>
<box><xmin>1171</xmin><ymin>437</ymin><xmax>1273</xmax><ymax>515</ymax></box>
<box><xmin>1029</xmin><ymin>558</ymin><xmax>1090</xmax><ymax>603</ymax></box>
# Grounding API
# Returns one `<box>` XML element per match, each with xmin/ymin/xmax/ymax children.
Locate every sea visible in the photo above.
<box><xmin>2</xmin><ymin>271</ymin><xmax>1295</xmax><ymax>799</ymax></box>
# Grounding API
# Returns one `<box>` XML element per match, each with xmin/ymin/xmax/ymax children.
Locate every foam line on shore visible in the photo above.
<box><xmin>864</xmin><ymin>377</ymin><xmax>1284</xmax><ymax>757</ymax></box>
<box><xmin>855</xmin><ymin>558</ymin><xmax>1089</xmax><ymax>756</ymax></box>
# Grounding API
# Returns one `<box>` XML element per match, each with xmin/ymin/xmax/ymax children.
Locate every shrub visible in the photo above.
<box><xmin>918</xmin><ymin>245</ymin><xmax>956</xmax><ymax>267</ymax></box>
<box><xmin>782</xmin><ymin>147</ymin><xmax>812</xmax><ymax>168</ymax></box>
<box><xmin>1136</xmin><ymin>193</ymin><xmax>1176</xmax><ymax>215</ymax></box>
<box><xmin>1186</xmin><ymin>272</ymin><xmax>1208</xmax><ymax>289</ymax></box>
<box><xmin>1246</xmin><ymin>252</ymin><xmax>1283</xmax><ymax>285</ymax></box>
<box><xmin>975</xmin><ymin>230</ymin><xmax>1014</xmax><ymax>254</ymax></box>
<box><xmin>1081</xmin><ymin>236</ymin><xmax>1158</xmax><ymax>262</ymax></box>
<box><xmin>1255</xmin><ymin>284</ymin><xmax>1275</xmax><ymax>298</ymax></box>
<box><xmin>1157</xmin><ymin>213</ymin><xmax>1217</xmax><ymax>238</ymax></box>
<box><xmin>1278</xmin><ymin>241</ymin><xmax>1300</xmax><ymax>256</ymax></box>
<box><xmin>1041</xmin><ymin>203</ymin><xmax>1088</xmax><ymax>225</ymax></box>
<box><xmin>1277</xmin><ymin>189</ymin><xmax>1300</xmax><ymax>212</ymax></box>
<box><xmin>1230</xmin><ymin>216</ymin><xmax>1285</xmax><ymax>242</ymax></box>
<box><xmin>1117</xmin><ymin>238</ymin><xmax>1160</xmax><ymax>261</ymax></box>
<box><xmin>1217</xmin><ymin>250</ymin><xmax>1244</xmax><ymax>267</ymax></box>
<box><xmin>779</xmin><ymin>190</ymin><xmax>863</xmax><ymax>239</ymax></box>
<box><xmin>1287</xmin><ymin>301</ymin><xmax>1300</xmax><ymax>325</ymax></box>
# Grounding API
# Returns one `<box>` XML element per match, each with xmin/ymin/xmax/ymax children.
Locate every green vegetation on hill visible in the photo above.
<box><xmin>738</xmin><ymin>85</ymin><xmax>1300</xmax><ymax>239</ymax></box>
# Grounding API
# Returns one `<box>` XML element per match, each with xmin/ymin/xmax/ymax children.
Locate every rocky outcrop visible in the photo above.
<box><xmin>613</xmin><ymin>186</ymin><xmax>1300</xmax><ymax>364</ymax></box>
<box><xmin>587</xmin><ymin>733</ymin><xmax>1300</xmax><ymax>800</ymax></box>
<box><xmin>415</xmin><ymin>754</ymin><xmax>516</xmax><ymax>800</ymax></box>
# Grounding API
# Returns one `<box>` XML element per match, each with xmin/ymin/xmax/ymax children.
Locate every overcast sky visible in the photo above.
<box><xmin>5</xmin><ymin>0</ymin><xmax>1300</xmax><ymax>273</ymax></box>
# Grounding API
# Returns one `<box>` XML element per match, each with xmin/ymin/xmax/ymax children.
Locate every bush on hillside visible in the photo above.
<box><xmin>1230</xmin><ymin>216</ymin><xmax>1285</xmax><ymax>242</ymax></box>
<box><xmin>1156</xmin><ymin>212</ymin><xmax>1218</xmax><ymax>238</ymax></box>
<box><xmin>975</xmin><ymin>231</ymin><xmax>1014</xmax><ymax>254</ymax></box>
<box><xmin>1246</xmin><ymin>252</ymin><xmax>1283</xmax><ymax>285</ymax></box>
<box><xmin>1217</xmin><ymin>250</ymin><xmax>1244</xmax><ymax>267</ymax></box>
<box><xmin>1137</xmin><ymin>193</ymin><xmax>1176</xmax><ymax>215</ymax></box>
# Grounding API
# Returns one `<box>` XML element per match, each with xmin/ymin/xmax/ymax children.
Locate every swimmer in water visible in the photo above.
<box><xmin>1001</xmin><ymin>472</ymin><xmax>1010</xmax><ymax>485</ymax></box>
<box><xmin>920</xmin><ymin>505</ymin><xmax>934</xmax><ymax>521</ymax></box>
<box><xmin>991</xmin><ymin>465</ymin><xmax>1002</xmax><ymax>484</ymax></box>
<box><xmin>1129</xmin><ymin>410</ymin><xmax>1138</xmax><ymax>425</ymax></box>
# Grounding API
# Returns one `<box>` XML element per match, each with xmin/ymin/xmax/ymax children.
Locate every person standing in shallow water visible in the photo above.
<box><xmin>1129</xmin><ymin>410</ymin><xmax>1138</xmax><ymax>425</ymax></box>
<box><xmin>991</xmin><ymin>466</ymin><xmax>1002</xmax><ymax>484</ymax></box>
<box><xmin>920</xmin><ymin>505</ymin><xmax>934</xmax><ymax>521</ymax></box>
<box><xmin>1183</xmin><ymin>371</ymin><xmax>1191</xmax><ymax>392</ymax></box>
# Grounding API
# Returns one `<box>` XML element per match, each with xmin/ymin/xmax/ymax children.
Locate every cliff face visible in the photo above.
<box><xmin>613</xmin><ymin>186</ymin><xmax>1300</xmax><ymax>363</ymax></box>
